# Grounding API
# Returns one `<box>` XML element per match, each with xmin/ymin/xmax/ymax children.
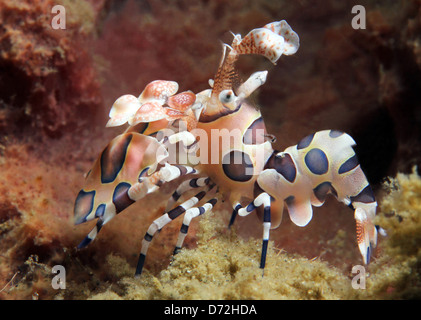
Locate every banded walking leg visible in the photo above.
<box><xmin>239</xmin><ymin>193</ymin><xmax>271</xmax><ymax>273</ymax></box>
<box><xmin>228</xmin><ymin>202</ymin><xmax>241</xmax><ymax>229</ymax></box>
<box><xmin>166</xmin><ymin>177</ymin><xmax>211</xmax><ymax>211</ymax></box>
<box><xmin>77</xmin><ymin>217</ymin><xmax>106</xmax><ymax>249</ymax></box>
<box><xmin>135</xmin><ymin>189</ymin><xmax>207</xmax><ymax>276</ymax></box>
<box><xmin>174</xmin><ymin>196</ymin><xmax>218</xmax><ymax>254</ymax></box>
<box><xmin>76</xmin><ymin>202</ymin><xmax>117</xmax><ymax>249</ymax></box>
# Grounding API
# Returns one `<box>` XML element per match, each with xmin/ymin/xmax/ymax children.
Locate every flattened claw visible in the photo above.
<box><xmin>164</xmin><ymin>107</ymin><xmax>185</xmax><ymax>120</ymax></box>
<box><xmin>122</xmin><ymin>81</ymin><xmax>198</xmax><ymax>126</ymax></box>
<box><xmin>129</xmin><ymin>102</ymin><xmax>167</xmax><ymax>125</ymax></box>
<box><xmin>139</xmin><ymin>80</ymin><xmax>179</xmax><ymax>103</ymax></box>
<box><xmin>167</xmin><ymin>91</ymin><xmax>196</xmax><ymax>112</ymax></box>
<box><xmin>107</xmin><ymin>81</ymin><xmax>186</xmax><ymax>127</ymax></box>
<box><xmin>107</xmin><ymin>94</ymin><xmax>141</xmax><ymax>127</ymax></box>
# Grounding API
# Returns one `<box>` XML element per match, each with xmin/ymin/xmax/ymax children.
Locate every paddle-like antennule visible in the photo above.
<box><xmin>203</xmin><ymin>20</ymin><xmax>299</xmax><ymax>118</ymax></box>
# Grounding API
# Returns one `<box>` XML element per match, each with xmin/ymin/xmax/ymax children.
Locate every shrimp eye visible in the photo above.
<box><xmin>219</xmin><ymin>90</ymin><xmax>236</xmax><ymax>104</ymax></box>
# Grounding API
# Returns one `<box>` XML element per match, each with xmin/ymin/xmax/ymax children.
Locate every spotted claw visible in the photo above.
<box><xmin>129</xmin><ymin>101</ymin><xmax>167</xmax><ymax>125</ymax></box>
<box><xmin>106</xmin><ymin>94</ymin><xmax>141</xmax><ymax>127</ymax></box>
<box><xmin>106</xmin><ymin>80</ymin><xmax>197</xmax><ymax>127</ymax></box>
<box><xmin>139</xmin><ymin>80</ymin><xmax>179</xmax><ymax>104</ymax></box>
<box><xmin>167</xmin><ymin>91</ymin><xmax>196</xmax><ymax>112</ymax></box>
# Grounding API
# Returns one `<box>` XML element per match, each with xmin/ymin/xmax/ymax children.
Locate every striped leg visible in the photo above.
<box><xmin>77</xmin><ymin>202</ymin><xmax>118</xmax><ymax>249</ymax></box>
<box><xmin>174</xmin><ymin>197</ymin><xmax>218</xmax><ymax>254</ymax></box>
<box><xmin>77</xmin><ymin>217</ymin><xmax>105</xmax><ymax>249</ymax></box>
<box><xmin>135</xmin><ymin>190</ymin><xmax>207</xmax><ymax>276</ymax></box>
<box><xmin>239</xmin><ymin>193</ymin><xmax>272</xmax><ymax>274</ymax></box>
<box><xmin>228</xmin><ymin>202</ymin><xmax>241</xmax><ymax>229</ymax></box>
<box><xmin>166</xmin><ymin>177</ymin><xmax>211</xmax><ymax>211</ymax></box>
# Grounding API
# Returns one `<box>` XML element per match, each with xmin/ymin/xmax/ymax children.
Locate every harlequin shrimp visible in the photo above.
<box><xmin>74</xmin><ymin>20</ymin><xmax>378</xmax><ymax>277</ymax></box>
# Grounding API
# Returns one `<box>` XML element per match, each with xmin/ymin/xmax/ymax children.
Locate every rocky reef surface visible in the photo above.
<box><xmin>0</xmin><ymin>0</ymin><xmax>420</xmax><ymax>299</ymax></box>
